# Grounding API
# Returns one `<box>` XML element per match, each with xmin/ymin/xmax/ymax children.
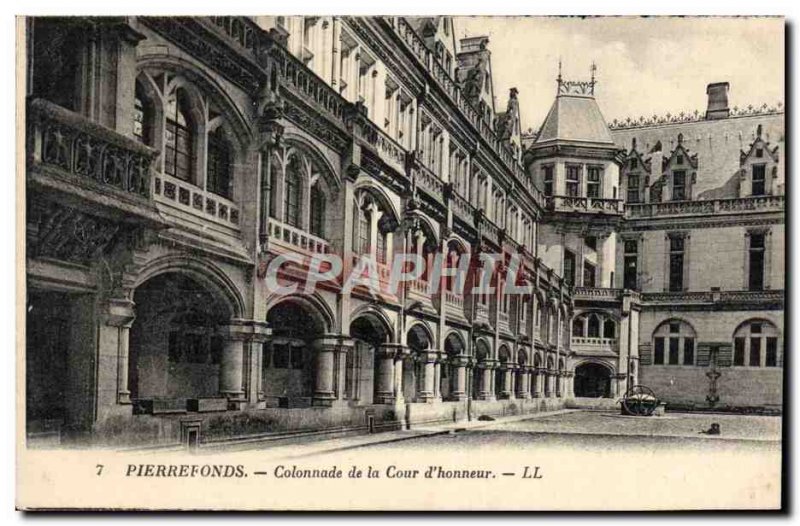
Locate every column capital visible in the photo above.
<box><xmin>105</xmin><ymin>297</ymin><xmax>136</xmax><ymax>327</ymax></box>
<box><xmin>221</xmin><ymin>318</ymin><xmax>271</xmax><ymax>341</ymax></box>
<box><xmin>416</xmin><ymin>349</ymin><xmax>439</xmax><ymax>363</ymax></box>
<box><xmin>377</xmin><ymin>343</ymin><xmax>406</xmax><ymax>359</ymax></box>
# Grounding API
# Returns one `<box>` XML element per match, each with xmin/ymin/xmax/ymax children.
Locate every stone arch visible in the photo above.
<box><xmin>132</xmin><ymin>255</ymin><xmax>245</xmax><ymax>319</ymax></box>
<box><xmin>444</xmin><ymin>330</ymin><xmax>466</xmax><ymax>356</ymax></box>
<box><xmin>136</xmin><ymin>55</ymin><xmax>253</xmax><ymax>146</ymax></box>
<box><xmin>353</xmin><ymin>181</ymin><xmax>402</xmax><ymax>230</ymax></box>
<box><xmin>280</xmin><ymin>135</ymin><xmax>341</xmax><ymax>191</ymax></box>
<box><xmin>128</xmin><ymin>270</ymin><xmax>234</xmax><ymax>403</ymax></box>
<box><xmin>407</xmin><ymin>321</ymin><xmax>435</xmax><ymax>351</ymax></box>
<box><xmin>265</xmin><ymin>292</ymin><xmax>335</xmax><ymax>335</ymax></box>
<box><xmin>573</xmin><ymin>360</ymin><xmax>614</xmax><ymax>398</ymax></box>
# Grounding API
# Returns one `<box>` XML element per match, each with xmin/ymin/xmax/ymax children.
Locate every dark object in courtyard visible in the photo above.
<box><xmin>621</xmin><ymin>385</ymin><xmax>660</xmax><ymax>416</ymax></box>
<box><xmin>477</xmin><ymin>415</ymin><xmax>495</xmax><ymax>421</ymax></box>
<box><xmin>700</xmin><ymin>423</ymin><xmax>721</xmax><ymax>435</ymax></box>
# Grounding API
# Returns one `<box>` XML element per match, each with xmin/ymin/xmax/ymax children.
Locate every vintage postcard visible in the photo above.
<box><xmin>17</xmin><ymin>14</ymin><xmax>785</xmax><ymax>511</ymax></box>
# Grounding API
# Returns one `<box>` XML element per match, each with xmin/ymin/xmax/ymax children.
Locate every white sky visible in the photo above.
<box><xmin>456</xmin><ymin>16</ymin><xmax>784</xmax><ymax>134</ymax></box>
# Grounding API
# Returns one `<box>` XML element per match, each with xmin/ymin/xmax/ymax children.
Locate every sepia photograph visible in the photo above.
<box><xmin>15</xmin><ymin>11</ymin><xmax>786</xmax><ymax>511</ymax></box>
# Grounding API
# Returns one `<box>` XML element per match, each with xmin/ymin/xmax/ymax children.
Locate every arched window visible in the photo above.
<box><xmin>733</xmin><ymin>320</ymin><xmax>781</xmax><ymax>367</ymax></box>
<box><xmin>355</xmin><ymin>203</ymin><xmax>371</xmax><ymax>255</ymax></box>
<box><xmin>603</xmin><ymin>319</ymin><xmax>616</xmax><ymax>339</ymax></box>
<box><xmin>587</xmin><ymin>314</ymin><xmax>600</xmax><ymax>338</ymax></box>
<box><xmin>572</xmin><ymin>317</ymin><xmax>584</xmax><ymax>337</ymax></box>
<box><xmin>284</xmin><ymin>157</ymin><xmax>302</xmax><ymax>227</ymax></box>
<box><xmin>310</xmin><ymin>182</ymin><xmax>326</xmax><ymax>239</ymax></box>
<box><xmin>268</xmin><ymin>155</ymin><xmax>281</xmax><ymax>219</ymax></box>
<box><xmin>207</xmin><ymin>127</ymin><xmax>233</xmax><ymax>198</ymax></box>
<box><xmin>652</xmin><ymin>319</ymin><xmax>697</xmax><ymax>366</ymax></box>
<box><xmin>164</xmin><ymin>89</ymin><xmax>195</xmax><ymax>181</ymax></box>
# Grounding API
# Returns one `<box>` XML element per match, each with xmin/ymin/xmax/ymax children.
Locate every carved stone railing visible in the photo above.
<box><xmin>450</xmin><ymin>192</ymin><xmax>475</xmax><ymax>228</ymax></box>
<box><xmin>625</xmin><ymin>195</ymin><xmax>785</xmax><ymax>219</ymax></box>
<box><xmin>572</xmin><ymin>337</ymin><xmax>618</xmax><ymax>347</ymax></box>
<box><xmin>546</xmin><ymin>195</ymin><xmax>624</xmax><ymax>215</ymax></box>
<box><xmin>415</xmin><ymin>162</ymin><xmax>445</xmax><ymax>202</ymax></box>
<box><xmin>206</xmin><ymin>16</ymin><xmax>261</xmax><ymax>57</ymax></box>
<box><xmin>573</xmin><ymin>287</ymin><xmax>623</xmax><ymax>302</ymax></box>
<box><xmin>27</xmin><ymin>98</ymin><xmax>155</xmax><ymax>199</ymax></box>
<box><xmin>641</xmin><ymin>289</ymin><xmax>784</xmax><ymax>306</ymax></box>
<box><xmin>351</xmin><ymin>113</ymin><xmax>407</xmax><ymax>175</ymax></box>
<box><xmin>478</xmin><ymin>216</ymin><xmax>502</xmax><ymax>247</ymax></box>
<box><xmin>268</xmin><ymin>217</ymin><xmax>330</xmax><ymax>254</ymax></box>
<box><xmin>264</xmin><ymin>37</ymin><xmax>348</xmax><ymax>123</ymax></box>
<box><xmin>154</xmin><ymin>173</ymin><xmax>241</xmax><ymax>229</ymax></box>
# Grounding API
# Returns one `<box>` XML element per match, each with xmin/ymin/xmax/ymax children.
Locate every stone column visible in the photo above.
<box><xmin>449</xmin><ymin>355</ymin><xmax>469</xmax><ymax>401</ymax></box>
<box><xmin>219</xmin><ymin>319</ymin><xmax>250</xmax><ymax>408</ymax></box>
<box><xmin>517</xmin><ymin>367</ymin><xmax>531</xmax><ymax>399</ymax></box>
<box><xmin>433</xmin><ymin>356</ymin><xmax>443</xmax><ymax>400</ymax></box>
<box><xmin>105</xmin><ymin>298</ymin><xmax>136</xmax><ymax>405</ymax></box>
<box><xmin>393</xmin><ymin>346</ymin><xmax>409</xmax><ymax>405</ymax></box>
<box><xmin>556</xmin><ymin>371</ymin><xmax>563</xmax><ymax>398</ymax></box>
<box><xmin>544</xmin><ymin>368</ymin><xmax>553</xmax><ymax>398</ymax></box>
<box><xmin>477</xmin><ymin>360</ymin><xmax>496</xmax><ymax>401</ymax></box>
<box><xmin>417</xmin><ymin>350</ymin><xmax>438</xmax><ymax>402</ymax></box>
<box><xmin>246</xmin><ymin>321</ymin><xmax>270</xmax><ymax>405</ymax></box>
<box><xmin>501</xmin><ymin>366</ymin><xmax>513</xmax><ymax>399</ymax></box>
<box><xmin>374</xmin><ymin>344</ymin><xmax>399</xmax><ymax>404</ymax></box>
<box><xmin>312</xmin><ymin>335</ymin><xmax>339</xmax><ymax>407</ymax></box>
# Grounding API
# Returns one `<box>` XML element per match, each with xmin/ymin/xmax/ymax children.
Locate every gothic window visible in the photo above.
<box><xmin>733</xmin><ymin>320</ymin><xmax>781</xmax><ymax>367</ymax></box>
<box><xmin>566</xmin><ymin>165</ymin><xmax>580</xmax><ymax>197</ymax></box>
<box><xmin>310</xmin><ymin>183</ymin><xmax>326</xmax><ymax>239</ymax></box>
<box><xmin>587</xmin><ymin>166</ymin><xmax>602</xmax><ymax>198</ymax></box>
<box><xmin>284</xmin><ymin>157</ymin><xmax>302</xmax><ymax>228</ymax></box>
<box><xmin>207</xmin><ymin>128</ymin><xmax>233</xmax><ymax>199</ymax></box>
<box><xmin>623</xmin><ymin>239</ymin><xmax>639</xmax><ymax>291</ymax></box>
<box><xmin>603</xmin><ymin>319</ymin><xmax>615</xmax><ymax>339</ymax></box>
<box><xmin>164</xmin><ymin>89</ymin><xmax>195</xmax><ymax>181</ymax></box>
<box><xmin>587</xmin><ymin>314</ymin><xmax>600</xmax><ymax>338</ymax></box>
<box><xmin>375</xmin><ymin>228</ymin><xmax>388</xmax><ymax>264</ymax></box>
<box><xmin>748</xmin><ymin>232</ymin><xmax>766</xmax><ymax>291</ymax></box>
<box><xmin>572</xmin><ymin>317</ymin><xmax>584</xmax><ymax>337</ymax></box>
<box><xmin>672</xmin><ymin>170</ymin><xmax>686</xmax><ymax>201</ymax></box>
<box><xmin>563</xmin><ymin>250</ymin><xmax>576</xmax><ymax>287</ymax></box>
<box><xmin>268</xmin><ymin>155</ymin><xmax>281</xmax><ymax>219</ymax></box>
<box><xmin>652</xmin><ymin>320</ymin><xmax>696</xmax><ymax>366</ymax></box>
<box><xmin>542</xmin><ymin>165</ymin><xmax>554</xmax><ymax>196</ymax></box>
<box><xmin>752</xmin><ymin>164</ymin><xmax>766</xmax><ymax>196</ymax></box>
<box><xmin>668</xmin><ymin>235</ymin><xmax>685</xmax><ymax>292</ymax></box>
<box><xmin>583</xmin><ymin>260</ymin><xmax>596</xmax><ymax>287</ymax></box>
<box><xmin>356</xmin><ymin>205</ymin><xmax>370</xmax><ymax>255</ymax></box>
<box><xmin>627</xmin><ymin>173</ymin><xmax>640</xmax><ymax>203</ymax></box>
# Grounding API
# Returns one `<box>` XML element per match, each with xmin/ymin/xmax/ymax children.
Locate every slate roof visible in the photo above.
<box><xmin>534</xmin><ymin>93</ymin><xmax>615</xmax><ymax>147</ymax></box>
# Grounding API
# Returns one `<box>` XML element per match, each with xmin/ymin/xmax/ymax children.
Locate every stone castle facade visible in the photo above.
<box><xmin>24</xmin><ymin>16</ymin><xmax>784</xmax><ymax>448</ymax></box>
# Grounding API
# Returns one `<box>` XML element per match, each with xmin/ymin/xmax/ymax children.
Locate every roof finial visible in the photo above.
<box><xmin>556</xmin><ymin>57</ymin><xmax>563</xmax><ymax>93</ymax></box>
<box><xmin>590</xmin><ymin>61</ymin><xmax>597</xmax><ymax>94</ymax></box>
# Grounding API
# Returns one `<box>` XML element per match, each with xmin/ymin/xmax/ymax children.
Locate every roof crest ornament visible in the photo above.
<box><xmin>556</xmin><ymin>60</ymin><xmax>597</xmax><ymax>96</ymax></box>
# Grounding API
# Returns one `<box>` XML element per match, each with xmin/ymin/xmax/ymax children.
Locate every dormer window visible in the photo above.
<box><xmin>752</xmin><ymin>164</ymin><xmax>766</xmax><ymax>196</ymax></box>
<box><xmin>627</xmin><ymin>174</ymin><xmax>640</xmax><ymax>203</ymax></box>
<box><xmin>630</xmin><ymin>157</ymin><xmax>638</xmax><ymax>169</ymax></box>
<box><xmin>756</xmin><ymin>148</ymin><xmax>764</xmax><ymax>158</ymax></box>
<box><xmin>676</xmin><ymin>154</ymin><xmax>684</xmax><ymax>165</ymax></box>
<box><xmin>672</xmin><ymin>171</ymin><xmax>686</xmax><ymax>201</ymax></box>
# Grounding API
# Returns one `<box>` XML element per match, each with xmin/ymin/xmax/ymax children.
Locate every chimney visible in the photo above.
<box><xmin>705</xmin><ymin>82</ymin><xmax>730</xmax><ymax>120</ymax></box>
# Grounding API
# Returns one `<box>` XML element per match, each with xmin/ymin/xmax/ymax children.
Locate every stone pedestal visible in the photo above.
<box><xmin>517</xmin><ymin>367</ymin><xmax>531</xmax><ymax>399</ymax></box>
<box><xmin>375</xmin><ymin>344</ymin><xmax>403</xmax><ymax>404</ymax></box>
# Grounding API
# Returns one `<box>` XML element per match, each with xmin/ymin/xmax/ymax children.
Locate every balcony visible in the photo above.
<box><xmin>571</xmin><ymin>337</ymin><xmax>619</xmax><ymax>357</ymax></box>
<box><xmin>546</xmin><ymin>195</ymin><xmax>625</xmax><ymax>215</ymax></box>
<box><xmin>573</xmin><ymin>287</ymin><xmax>623</xmax><ymax>303</ymax></box>
<box><xmin>267</xmin><ymin>217</ymin><xmax>330</xmax><ymax>255</ymax></box>
<box><xmin>625</xmin><ymin>195</ymin><xmax>785</xmax><ymax>219</ymax></box>
<box><xmin>450</xmin><ymin>191</ymin><xmax>475</xmax><ymax>229</ymax></box>
<box><xmin>351</xmin><ymin>114</ymin><xmax>407</xmax><ymax>176</ymax></box>
<box><xmin>415</xmin><ymin>162</ymin><xmax>445</xmax><ymax>204</ymax></box>
<box><xmin>27</xmin><ymin>98</ymin><xmax>163</xmax><ymax>227</ymax></box>
<box><xmin>154</xmin><ymin>173</ymin><xmax>241</xmax><ymax>230</ymax></box>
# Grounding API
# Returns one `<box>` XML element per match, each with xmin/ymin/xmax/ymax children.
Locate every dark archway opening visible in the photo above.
<box><xmin>573</xmin><ymin>362</ymin><xmax>612</xmax><ymax>398</ymax></box>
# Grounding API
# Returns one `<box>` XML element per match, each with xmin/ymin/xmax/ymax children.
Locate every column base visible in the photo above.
<box><xmin>446</xmin><ymin>393</ymin><xmax>468</xmax><ymax>402</ymax></box>
<box><xmin>117</xmin><ymin>391</ymin><xmax>131</xmax><ymax>404</ymax></box>
<box><xmin>312</xmin><ymin>394</ymin><xmax>336</xmax><ymax>407</ymax></box>
<box><xmin>517</xmin><ymin>393</ymin><xmax>532</xmax><ymax>400</ymax></box>
<box><xmin>416</xmin><ymin>393</ymin><xmax>437</xmax><ymax>403</ymax></box>
<box><xmin>476</xmin><ymin>394</ymin><xmax>496</xmax><ymax>401</ymax></box>
<box><xmin>374</xmin><ymin>394</ymin><xmax>396</xmax><ymax>405</ymax></box>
